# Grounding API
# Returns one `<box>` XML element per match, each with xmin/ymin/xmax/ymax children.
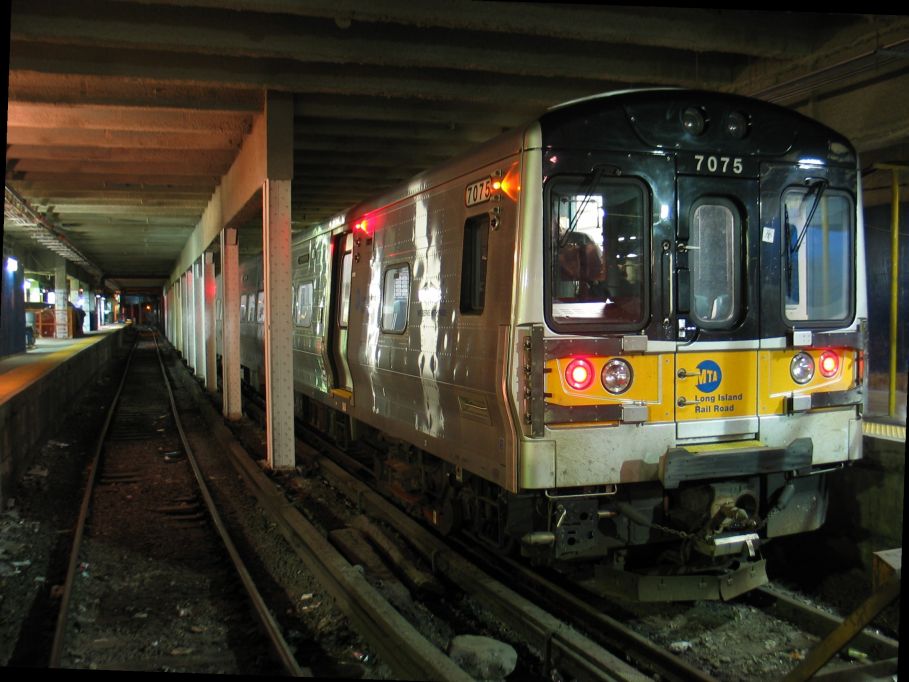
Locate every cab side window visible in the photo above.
<box><xmin>295</xmin><ymin>282</ymin><xmax>313</xmax><ymax>327</ymax></box>
<box><xmin>381</xmin><ymin>265</ymin><xmax>410</xmax><ymax>333</ymax></box>
<box><xmin>460</xmin><ymin>214</ymin><xmax>489</xmax><ymax>314</ymax></box>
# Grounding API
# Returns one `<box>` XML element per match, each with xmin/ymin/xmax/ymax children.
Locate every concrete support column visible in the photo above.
<box><xmin>54</xmin><ymin>257</ymin><xmax>70</xmax><ymax>339</ymax></box>
<box><xmin>186</xmin><ymin>271</ymin><xmax>194</xmax><ymax>362</ymax></box>
<box><xmin>220</xmin><ymin>227</ymin><xmax>242</xmax><ymax>420</ymax></box>
<box><xmin>194</xmin><ymin>258</ymin><xmax>205</xmax><ymax>380</ymax></box>
<box><xmin>162</xmin><ymin>287</ymin><xmax>168</xmax><ymax>338</ymax></box>
<box><xmin>173</xmin><ymin>280</ymin><xmax>182</xmax><ymax>352</ymax></box>
<box><xmin>263</xmin><ymin>179</ymin><xmax>295</xmax><ymax>470</ymax></box>
<box><xmin>86</xmin><ymin>289</ymin><xmax>97</xmax><ymax>332</ymax></box>
<box><xmin>182</xmin><ymin>272</ymin><xmax>190</xmax><ymax>357</ymax></box>
<box><xmin>189</xmin><ymin>269</ymin><xmax>198</xmax><ymax>369</ymax></box>
<box><xmin>204</xmin><ymin>251</ymin><xmax>218</xmax><ymax>393</ymax></box>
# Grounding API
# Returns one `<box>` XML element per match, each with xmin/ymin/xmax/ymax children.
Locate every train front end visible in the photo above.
<box><xmin>513</xmin><ymin>91</ymin><xmax>866</xmax><ymax>600</ymax></box>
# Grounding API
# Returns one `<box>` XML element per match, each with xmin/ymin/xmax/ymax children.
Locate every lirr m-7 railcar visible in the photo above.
<box><xmin>276</xmin><ymin>89</ymin><xmax>866</xmax><ymax>601</ymax></box>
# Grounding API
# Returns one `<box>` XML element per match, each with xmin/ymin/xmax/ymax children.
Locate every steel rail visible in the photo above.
<box><xmin>281</xmin><ymin>415</ymin><xmax>711</xmax><ymax>682</ymax></box>
<box><xmin>257</xmin><ymin>401</ymin><xmax>677</xmax><ymax>681</ymax></box>
<box><xmin>448</xmin><ymin>537</ymin><xmax>718</xmax><ymax>682</ymax></box>
<box><xmin>49</xmin><ymin>333</ymin><xmax>138</xmax><ymax>668</ymax></box>
<box><xmin>173</xmin><ymin>344</ymin><xmax>474</xmax><ymax>681</ymax></box>
<box><xmin>151</xmin><ymin>332</ymin><xmax>306</xmax><ymax>677</ymax></box>
<box><xmin>751</xmin><ymin>585</ymin><xmax>900</xmax><ymax>661</ymax></box>
<box><xmin>310</xmin><ymin>452</ymin><xmax>653</xmax><ymax>682</ymax></box>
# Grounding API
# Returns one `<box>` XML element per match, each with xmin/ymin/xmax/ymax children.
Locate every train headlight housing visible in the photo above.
<box><xmin>682</xmin><ymin>107</ymin><xmax>707</xmax><ymax>135</ymax></box>
<box><xmin>790</xmin><ymin>352</ymin><xmax>815</xmax><ymax>384</ymax></box>
<box><xmin>819</xmin><ymin>350</ymin><xmax>840</xmax><ymax>378</ymax></box>
<box><xmin>565</xmin><ymin>358</ymin><xmax>594</xmax><ymax>391</ymax></box>
<box><xmin>724</xmin><ymin>111</ymin><xmax>749</xmax><ymax>139</ymax></box>
<box><xmin>601</xmin><ymin>358</ymin><xmax>633</xmax><ymax>394</ymax></box>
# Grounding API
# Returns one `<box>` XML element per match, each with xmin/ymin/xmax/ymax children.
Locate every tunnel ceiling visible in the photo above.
<box><xmin>5</xmin><ymin>2</ymin><xmax>909</xmax><ymax>292</ymax></box>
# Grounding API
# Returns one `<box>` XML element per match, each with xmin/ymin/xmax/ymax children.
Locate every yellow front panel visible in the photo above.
<box><xmin>758</xmin><ymin>349</ymin><xmax>857</xmax><ymax>414</ymax></box>
<box><xmin>544</xmin><ymin>354</ymin><xmax>675</xmax><ymax>422</ymax></box>
<box><xmin>675</xmin><ymin>351</ymin><xmax>758</xmax><ymax>422</ymax></box>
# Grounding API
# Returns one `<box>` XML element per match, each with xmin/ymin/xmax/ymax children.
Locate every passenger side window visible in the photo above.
<box><xmin>381</xmin><ymin>265</ymin><xmax>410</xmax><ymax>333</ymax></box>
<box><xmin>295</xmin><ymin>282</ymin><xmax>313</xmax><ymax>327</ymax></box>
<box><xmin>460</xmin><ymin>214</ymin><xmax>489</xmax><ymax>314</ymax></box>
<box><xmin>240</xmin><ymin>294</ymin><xmax>248</xmax><ymax>320</ymax></box>
<box><xmin>256</xmin><ymin>291</ymin><xmax>265</xmax><ymax>323</ymax></box>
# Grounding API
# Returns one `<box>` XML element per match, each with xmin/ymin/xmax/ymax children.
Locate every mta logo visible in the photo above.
<box><xmin>695</xmin><ymin>360</ymin><xmax>722</xmax><ymax>393</ymax></box>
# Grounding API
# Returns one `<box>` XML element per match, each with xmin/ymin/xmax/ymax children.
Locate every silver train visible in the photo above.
<box><xmin>221</xmin><ymin>90</ymin><xmax>867</xmax><ymax>600</ymax></box>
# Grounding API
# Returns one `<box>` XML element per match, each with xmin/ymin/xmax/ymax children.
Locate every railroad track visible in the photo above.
<box><xmin>49</xmin><ymin>329</ymin><xmax>301</xmax><ymax>674</ymax></box>
<box><xmin>232</xmin><ymin>380</ymin><xmax>900</xmax><ymax>681</ymax></box>
<box><xmin>227</xmin><ymin>381</ymin><xmax>707</xmax><ymax>681</ymax></box>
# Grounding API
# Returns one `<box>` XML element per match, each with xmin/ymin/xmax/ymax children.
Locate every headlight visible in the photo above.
<box><xmin>724</xmin><ymin>111</ymin><xmax>749</xmax><ymax>139</ymax></box>
<box><xmin>682</xmin><ymin>107</ymin><xmax>706</xmax><ymax>135</ymax></box>
<box><xmin>790</xmin><ymin>352</ymin><xmax>815</xmax><ymax>385</ymax></box>
<box><xmin>601</xmin><ymin>358</ymin><xmax>633</xmax><ymax>394</ymax></box>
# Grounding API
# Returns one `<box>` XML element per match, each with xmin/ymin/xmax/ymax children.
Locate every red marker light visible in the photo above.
<box><xmin>565</xmin><ymin>358</ymin><xmax>594</xmax><ymax>391</ymax></box>
<box><xmin>819</xmin><ymin>350</ymin><xmax>839</xmax><ymax>378</ymax></box>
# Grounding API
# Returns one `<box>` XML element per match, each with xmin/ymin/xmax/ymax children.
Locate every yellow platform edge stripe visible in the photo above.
<box><xmin>863</xmin><ymin>420</ymin><xmax>907</xmax><ymax>442</ymax></box>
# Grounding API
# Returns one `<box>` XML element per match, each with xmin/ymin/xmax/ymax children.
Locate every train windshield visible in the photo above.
<box><xmin>548</xmin><ymin>176</ymin><xmax>647</xmax><ymax>328</ymax></box>
<box><xmin>783</xmin><ymin>189</ymin><xmax>853</xmax><ymax>323</ymax></box>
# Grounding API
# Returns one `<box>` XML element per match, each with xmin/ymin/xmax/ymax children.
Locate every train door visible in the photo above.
<box><xmin>673</xmin><ymin>173</ymin><xmax>761</xmax><ymax>440</ymax></box>
<box><xmin>328</xmin><ymin>232</ymin><xmax>354</xmax><ymax>393</ymax></box>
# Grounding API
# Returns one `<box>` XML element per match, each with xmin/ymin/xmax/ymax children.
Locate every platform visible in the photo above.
<box><xmin>863</xmin><ymin>389</ymin><xmax>906</xmax><ymax>443</ymax></box>
<box><xmin>0</xmin><ymin>325</ymin><xmax>128</xmax><ymax>506</ymax></box>
<box><xmin>0</xmin><ymin>326</ymin><xmax>125</xmax><ymax>403</ymax></box>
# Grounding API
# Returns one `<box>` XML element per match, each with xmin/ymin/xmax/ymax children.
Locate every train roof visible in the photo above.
<box><xmin>305</xmin><ymin>88</ymin><xmax>855</xmax><ymax>238</ymax></box>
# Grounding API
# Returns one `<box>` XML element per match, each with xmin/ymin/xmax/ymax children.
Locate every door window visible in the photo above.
<box><xmin>689</xmin><ymin>199</ymin><xmax>741</xmax><ymax>329</ymax></box>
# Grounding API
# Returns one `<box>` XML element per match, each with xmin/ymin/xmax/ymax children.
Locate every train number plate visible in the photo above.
<box><xmin>465</xmin><ymin>177</ymin><xmax>494</xmax><ymax>207</ymax></box>
<box><xmin>679</xmin><ymin>154</ymin><xmax>756</xmax><ymax>177</ymax></box>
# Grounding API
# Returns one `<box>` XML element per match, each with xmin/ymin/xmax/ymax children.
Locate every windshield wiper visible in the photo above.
<box><xmin>790</xmin><ymin>178</ymin><xmax>829</xmax><ymax>256</ymax></box>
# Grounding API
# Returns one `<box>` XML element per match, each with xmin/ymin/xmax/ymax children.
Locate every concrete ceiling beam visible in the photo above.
<box><xmin>7</xmin><ymin>41</ymin><xmax>633</xmax><ymax>106</ymax></box>
<box><xmin>290</xmin><ymin>177</ymin><xmax>410</xmax><ymax>191</ymax></box>
<box><xmin>294</xmin><ymin>154</ymin><xmax>432</xmax><ymax>169</ymax></box>
<box><xmin>102</xmin><ymin>0</ymin><xmax>829</xmax><ymax>59</ymax></box>
<box><xmin>32</xmin><ymin>197</ymin><xmax>208</xmax><ymax>208</ymax></box>
<box><xmin>10</xmin><ymin>159</ymin><xmax>233</xmax><ymax>176</ymax></box>
<box><xmin>294</xmin><ymin>118</ymin><xmax>503</xmax><ymax>144</ymax></box>
<box><xmin>296</xmin><ymin>137</ymin><xmax>462</xmax><ymax>156</ymax></box>
<box><xmin>791</xmin><ymin>72</ymin><xmax>909</xmax><ymax>154</ymax></box>
<box><xmin>46</xmin><ymin>207</ymin><xmax>205</xmax><ymax>218</ymax></box>
<box><xmin>24</xmin><ymin>193</ymin><xmax>213</xmax><ymax>205</ymax></box>
<box><xmin>7</xmin><ymin>145</ymin><xmax>239</xmax><ymax>165</ymax></box>
<box><xmin>7</xmin><ymin>102</ymin><xmax>253</xmax><ymax>133</ymax></box>
<box><xmin>6</xmin><ymin>126</ymin><xmax>244</xmax><ymax>150</ymax></box>
<box><xmin>293</xmin><ymin>95</ymin><xmax>534</xmax><ymax>128</ymax></box>
<box><xmin>11</xmin><ymin>183</ymin><xmax>216</xmax><ymax>197</ymax></box>
<box><xmin>7</xmin><ymin>172</ymin><xmax>221</xmax><ymax>186</ymax></box>
<box><xmin>10</xmin><ymin>0</ymin><xmax>738</xmax><ymax>86</ymax></box>
<box><xmin>737</xmin><ymin>19</ymin><xmax>909</xmax><ymax>98</ymax></box>
<box><xmin>8</xmin><ymin>71</ymin><xmax>263</xmax><ymax>110</ymax></box>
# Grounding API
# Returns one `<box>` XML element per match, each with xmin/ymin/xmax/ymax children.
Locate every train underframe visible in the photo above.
<box><xmin>296</xmin><ymin>392</ymin><xmax>831</xmax><ymax>600</ymax></box>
